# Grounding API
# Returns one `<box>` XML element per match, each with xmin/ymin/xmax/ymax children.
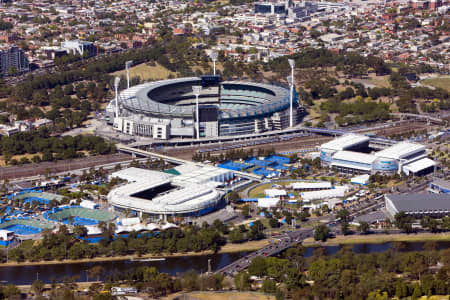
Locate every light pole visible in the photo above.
<box><xmin>192</xmin><ymin>85</ymin><xmax>202</xmax><ymax>140</ymax></box>
<box><xmin>114</xmin><ymin>76</ymin><xmax>121</xmax><ymax>118</ymax></box>
<box><xmin>287</xmin><ymin>75</ymin><xmax>293</xmax><ymax>128</ymax></box>
<box><xmin>125</xmin><ymin>60</ymin><xmax>133</xmax><ymax>89</ymax></box>
<box><xmin>288</xmin><ymin>59</ymin><xmax>295</xmax><ymax>127</ymax></box>
<box><xmin>210</xmin><ymin>51</ymin><xmax>218</xmax><ymax>75</ymax></box>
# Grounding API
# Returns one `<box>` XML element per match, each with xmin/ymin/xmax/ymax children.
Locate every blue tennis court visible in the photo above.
<box><xmin>218</xmin><ymin>161</ymin><xmax>251</xmax><ymax>171</ymax></box>
<box><xmin>62</xmin><ymin>216</ymin><xmax>99</xmax><ymax>226</ymax></box>
<box><xmin>245</xmin><ymin>157</ymin><xmax>273</xmax><ymax>167</ymax></box>
<box><xmin>4</xmin><ymin>224</ymin><xmax>42</xmax><ymax>235</ymax></box>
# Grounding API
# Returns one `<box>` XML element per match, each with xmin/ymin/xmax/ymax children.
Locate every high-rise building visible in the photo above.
<box><xmin>0</xmin><ymin>45</ymin><xmax>29</xmax><ymax>76</ymax></box>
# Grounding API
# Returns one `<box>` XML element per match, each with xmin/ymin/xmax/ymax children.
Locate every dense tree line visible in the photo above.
<box><xmin>239</xmin><ymin>245</ymin><xmax>450</xmax><ymax>299</ymax></box>
<box><xmin>4</xmin><ymin>221</ymin><xmax>229</xmax><ymax>263</ymax></box>
<box><xmin>268</xmin><ymin>48</ymin><xmax>390</xmax><ymax>78</ymax></box>
<box><xmin>0</xmin><ymin>128</ymin><xmax>115</xmax><ymax>164</ymax></box>
<box><xmin>321</xmin><ymin>98</ymin><xmax>390</xmax><ymax>126</ymax></box>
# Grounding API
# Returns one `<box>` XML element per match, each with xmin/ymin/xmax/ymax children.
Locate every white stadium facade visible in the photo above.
<box><xmin>106</xmin><ymin>76</ymin><xmax>301</xmax><ymax>139</ymax></box>
<box><xmin>320</xmin><ymin>133</ymin><xmax>436</xmax><ymax>175</ymax></box>
<box><xmin>107</xmin><ymin>166</ymin><xmax>236</xmax><ymax>219</ymax></box>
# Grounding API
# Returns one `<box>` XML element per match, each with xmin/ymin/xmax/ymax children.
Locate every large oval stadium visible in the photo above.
<box><xmin>106</xmin><ymin>75</ymin><xmax>300</xmax><ymax>139</ymax></box>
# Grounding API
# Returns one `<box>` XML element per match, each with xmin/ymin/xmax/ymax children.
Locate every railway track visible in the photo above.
<box><xmin>0</xmin><ymin>153</ymin><xmax>131</xmax><ymax>181</ymax></box>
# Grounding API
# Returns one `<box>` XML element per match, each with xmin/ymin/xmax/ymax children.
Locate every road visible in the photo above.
<box><xmin>215</xmin><ymin>227</ymin><xmax>315</xmax><ymax>276</ymax></box>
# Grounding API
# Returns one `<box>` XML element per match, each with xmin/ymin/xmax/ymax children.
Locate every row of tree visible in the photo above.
<box><xmin>238</xmin><ymin>244</ymin><xmax>450</xmax><ymax>299</ymax></box>
<box><xmin>4</xmin><ymin>220</ymin><xmax>235</xmax><ymax>263</ymax></box>
<box><xmin>0</xmin><ymin>128</ymin><xmax>115</xmax><ymax>164</ymax></box>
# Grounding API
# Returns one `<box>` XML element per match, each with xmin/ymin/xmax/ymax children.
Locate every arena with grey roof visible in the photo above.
<box><xmin>385</xmin><ymin>193</ymin><xmax>450</xmax><ymax>218</ymax></box>
<box><xmin>106</xmin><ymin>76</ymin><xmax>301</xmax><ymax>139</ymax></box>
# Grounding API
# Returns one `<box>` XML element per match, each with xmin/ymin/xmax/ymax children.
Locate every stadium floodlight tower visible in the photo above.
<box><xmin>114</xmin><ymin>76</ymin><xmax>120</xmax><ymax>118</ymax></box>
<box><xmin>288</xmin><ymin>59</ymin><xmax>295</xmax><ymax>127</ymax></box>
<box><xmin>287</xmin><ymin>75</ymin><xmax>294</xmax><ymax>128</ymax></box>
<box><xmin>125</xmin><ymin>60</ymin><xmax>133</xmax><ymax>89</ymax></box>
<box><xmin>210</xmin><ymin>51</ymin><xmax>218</xmax><ymax>76</ymax></box>
<box><xmin>192</xmin><ymin>85</ymin><xmax>202</xmax><ymax>140</ymax></box>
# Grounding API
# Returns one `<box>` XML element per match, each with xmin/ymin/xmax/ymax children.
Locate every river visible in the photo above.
<box><xmin>1</xmin><ymin>241</ymin><xmax>449</xmax><ymax>285</ymax></box>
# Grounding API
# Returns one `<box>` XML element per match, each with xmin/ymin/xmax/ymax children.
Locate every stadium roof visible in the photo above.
<box><xmin>320</xmin><ymin>134</ymin><xmax>370</xmax><ymax>151</ymax></box>
<box><xmin>107</xmin><ymin>167</ymin><xmax>223</xmax><ymax>215</ymax></box>
<box><xmin>110</xmin><ymin>167</ymin><xmax>171</xmax><ymax>184</ymax></box>
<box><xmin>386</xmin><ymin>193</ymin><xmax>450</xmax><ymax>212</ymax></box>
<box><xmin>375</xmin><ymin>142</ymin><xmax>425</xmax><ymax>160</ymax></box>
<box><xmin>332</xmin><ymin>150</ymin><xmax>377</xmax><ymax>165</ymax></box>
<box><xmin>114</xmin><ymin>77</ymin><xmax>290</xmax><ymax>120</ymax></box>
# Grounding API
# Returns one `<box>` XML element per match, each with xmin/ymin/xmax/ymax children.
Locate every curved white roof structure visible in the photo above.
<box><xmin>107</xmin><ymin>168</ymin><xmax>223</xmax><ymax>216</ymax></box>
<box><xmin>320</xmin><ymin>133</ymin><xmax>370</xmax><ymax>151</ymax></box>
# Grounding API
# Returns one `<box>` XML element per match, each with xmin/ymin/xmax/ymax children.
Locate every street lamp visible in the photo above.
<box><xmin>192</xmin><ymin>85</ymin><xmax>202</xmax><ymax>140</ymax></box>
<box><xmin>114</xmin><ymin>76</ymin><xmax>121</xmax><ymax>118</ymax></box>
<box><xmin>210</xmin><ymin>51</ymin><xmax>218</xmax><ymax>76</ymax></box>
<box><xmin>125</xmin><ymin>60</ymin><xmax>133</xmax><ymax>89</ymax></box>
<box><xmin>288</xmin><ymin>59</ymin><xmax>295</xmax><ymax>127</ymax></box>
<box><xmin>287</xmin><ymin>75</ymin><xmax>293</xmax><ymax>128</ymax></box>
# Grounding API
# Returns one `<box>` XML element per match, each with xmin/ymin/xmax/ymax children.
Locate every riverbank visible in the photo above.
<box><xmin>0</xmin><ymin>239</ymin><xmax>270</xmax><ymax>267</ymax></box>
<box><xmin>302</xmin><ymin>232</ymin><xmax>450</xmax><ymax>246</ymax></box>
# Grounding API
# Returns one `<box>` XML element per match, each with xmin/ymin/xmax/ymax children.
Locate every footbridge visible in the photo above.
<box><xmin>116</xmin><ymin>144</ymin><xmax>264</xmax><ymax>182</ymax></box>
<box><xmin>390</xmin><ymin>113</ymin><xmax>444</xmax><ymax>124</ymax></box>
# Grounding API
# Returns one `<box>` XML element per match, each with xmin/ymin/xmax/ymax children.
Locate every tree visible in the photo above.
<box><xmin>314</xmin><ymin>224</ymin><xmax>330</xmax><ymax>242</ymax></box>
<box><xmin>241</xmin><ymin>204</ymin><xmax>250</xmax><ymax>218</ymax></box>
<box><xmin>31</xmin><ymin>280</ymin><xmax>45</xmax><ymax>296</ymax></box>
<box><xmin>262</xmin><ymin>279</ymin><xmax>277</xmax><ymax>294</ymax></box>
<box><xmin>395</xmin><ymin>212</ymin><xmax>414</xmax><ymax>233</ymax></box>
<box><xmin>248</xmin><ymin>256</ymin><xmax>267</xmax><ymax>277</ymax></box>
<box><xmin>227</xmin><ymin>191</ymin><xmax>240</xmax><ymax>204</ymax></box>
<box><xmin>358</xmin><ymin>221</ymin><xmax>370</xmax><ymax>234</ymax></box>
<box><xmin>234</xmin><ymin>271</ymin><xmax>251</xmax><ymax>291</ymax></box>
<box><xmin>269</xmin><ymin>218</ymin><xmax>279</xmax><ymax>228</ymax></box>
<box><xmin>337</xmin><ymin>209</ymin><xmax>350</xmax><ymax>221</ymax></box>
<box><xmin>73</xmin><ymin>225</ymin><xmax>88</xmax><ymax>238</ymax></box>
<box><xmin>341</xmin><ymin>221</ymin><xmax>350</xmax><ymax>235</ymax></box>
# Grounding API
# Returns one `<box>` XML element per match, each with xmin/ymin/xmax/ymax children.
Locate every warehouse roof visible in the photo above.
<box><xmin>386</xmin><ymin>193</ymin><xmax>450</xmax><ymax>212</ymax></box>
<box><xmin>320</xmin><ymin>134</ymin><xmax>369</xmax><ymax>151</ymax></box>
<box><xmin>290</xmin><ymin>181</ymin><xmax>332</xmax><ymax>190</ymax></box>
<box><xmin>375</xmin><ymin>142</ymin><xmax>425</xmax><ymax>160</ymax></box>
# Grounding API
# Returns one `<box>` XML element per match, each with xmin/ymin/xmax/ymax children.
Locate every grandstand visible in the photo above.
<box><xmin>106</xmin><ymin>76</ymin><xmax>302</xmax><ymax>139</ymax></box>
<box><xmin>45</xmin><ymin>207</ymin><xmax>116</xmax><ymax>225</ymax></box>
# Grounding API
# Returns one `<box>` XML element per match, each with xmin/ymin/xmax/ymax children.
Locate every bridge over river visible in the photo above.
<box><xmin>214</xmin><ymin>228</ymin><xmax>316</xmax><ymax>275</ymax></box>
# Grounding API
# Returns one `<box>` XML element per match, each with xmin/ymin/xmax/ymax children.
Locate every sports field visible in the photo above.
<box><xmin>111</xmin><ymin>62</ymin><xmax>176</xmax><ymax>81</ymax></box>
<box><xmin>422</xmin><ymin>77</ymin><xmax>450</xmax><ymax>91</ymax></box>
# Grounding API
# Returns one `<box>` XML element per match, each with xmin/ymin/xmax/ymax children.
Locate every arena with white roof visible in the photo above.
<box><xmin>320</xmin><ymin>134</ymin><xmax>435</xmax><ymax>175</ymax></box>
<box><xmin>107</xmin><ymin>167</ymin><xmax>226</xmax><ymax>219</ymax></box>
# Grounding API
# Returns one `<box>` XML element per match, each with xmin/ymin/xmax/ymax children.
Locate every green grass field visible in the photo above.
<box><xmin>111</xmin><ymin>62</ymin><xmax>176</xmax><ymax>81</ymax></box>
<box><xmin>422</xmin><ymin>77</ymin><xmax>450</xmax><ymax>92</ymax></box>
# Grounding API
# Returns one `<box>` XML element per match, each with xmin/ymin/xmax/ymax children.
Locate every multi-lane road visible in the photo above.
<box><xmin>215</xmin><ymin>227</ymin><xmax>316</xmax><ymax>275</ymax></box>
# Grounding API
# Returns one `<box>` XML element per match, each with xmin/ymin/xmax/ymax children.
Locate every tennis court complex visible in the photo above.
<box><xmin>45</xmin><ymin>207</ymin><xmax>116</xmax><ymax>225</ymax></box>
